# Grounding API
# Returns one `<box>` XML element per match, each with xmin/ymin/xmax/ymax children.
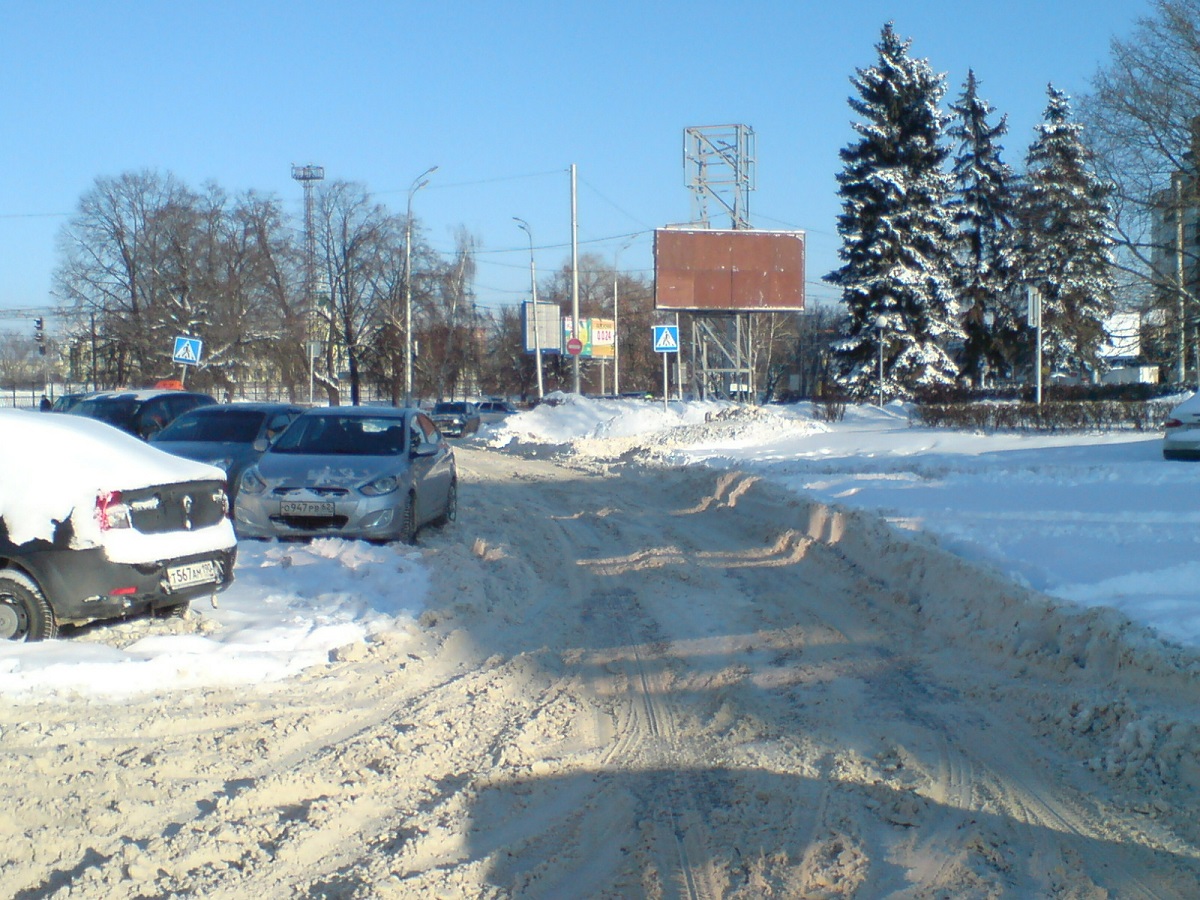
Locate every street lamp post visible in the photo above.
<box><xmin>613</xmin><ymin>236</ymin><xmax>634</xmax><ymax>396</ymax></box>
<box><xmin>404</xmin><ymin>165</ymin><xmax>437</xmax><ymax>408</ymax></box>
<box><xmin>514</xmin><ymin>217</ymin><xmax>545</xmax><ymax>400</ymax></box>
<box><xmin>874</xmin><ymin>314</ymin><xmax>887</xmax><ymax>408</ymax></box>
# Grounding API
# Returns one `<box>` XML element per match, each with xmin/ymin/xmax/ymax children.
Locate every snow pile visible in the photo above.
<box><xmin>485</xmin><ymin>392</ymin><xmax>826</xmax><ymax>461</ymax></box>
<box><xmin>0</xmin><ymin>539</ymin><xmax>427</xmax><ymax>698</ymax></box>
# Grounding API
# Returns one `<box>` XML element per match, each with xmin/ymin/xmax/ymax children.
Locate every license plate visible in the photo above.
<box><xmin>166</xmin><ymin>559</ymin><xmax>218</xmax><ymax>590</ymax></box>
<box><xmin>280</xmin><ymin>500</ymin><xmax>335</xmax><ymax>516</ymax></box>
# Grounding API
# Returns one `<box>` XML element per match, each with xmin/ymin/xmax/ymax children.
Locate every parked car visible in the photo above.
<box><xmin>67</xmin><ymin>388</ymin><xmax>217</xmax><ymax>440</ymax></box>
<box><xmin>477</xmin><ymin>399</ymin><xmax>517</xmax><ymax>424</ymax></box>
<box><xmin>1162</xmin><ymin>392</ymin><xmax>1200</xmax><ymax>459</ymax></box>
<box><xmin>150</xmin><ymin>402</ymin><xmax>305</xmax><ymax>499</ymax></box>
<box><xmin>0</xmin><ymin>410</ymin><xmax>237</xmax><ymax>641</ymax></box>
<box><xmin>234</xmin><ymin>407</ymin><xmax>457</xmax><ymax>543</ymax></box>
<box><xmin>430</xmin><ymin>401</ymin><xmax>481</xmax><ymax>437</ymax></box>
<box><xmin>48</xmin><ymin>392</ymin><xmax>95</xmax><ymax>413</ymax></box>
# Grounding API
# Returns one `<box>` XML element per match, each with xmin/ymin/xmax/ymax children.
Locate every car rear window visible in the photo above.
<box><xmin>72</xmin><ymin>397</ymin><xmax>139</xmax><ymax>430</ymax></box>
<box><xmin>156</xmin><ymin>409</ymin><xmax>265</xmax><ymax>443</ymax></box>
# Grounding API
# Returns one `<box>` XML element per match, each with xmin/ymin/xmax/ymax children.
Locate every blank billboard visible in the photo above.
<box><xmin>654</xmin><ymin>228</ymin><xmax>806</xmax><ymax>312</ymax></box>
<box><xmin>522</xmin><ymin>302</ymin><xmax>562</xmax><ymax>354</ymax></box>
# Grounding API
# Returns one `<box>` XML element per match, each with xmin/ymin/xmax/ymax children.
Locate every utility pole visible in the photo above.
<box><xmin>570</xmin><ymin>164</ymin><xmax>580</xmax><ymax>394</ymax></box>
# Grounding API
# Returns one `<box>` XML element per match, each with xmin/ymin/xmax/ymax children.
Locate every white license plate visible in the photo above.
<box><xmin>166</xmin><ymin>559</ymin><xmax>218</xmax><ymax>590</ymax></box>
<box><xmin>280</xmin><ymin>500</ymin><xmax>335</xmax><ymax>516</ymax></box>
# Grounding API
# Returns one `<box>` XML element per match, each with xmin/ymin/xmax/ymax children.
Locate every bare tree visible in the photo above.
<box><xmin>1081</xmin><ymin>0</ymin><xmax>1200</xmax><ymax>379</ymax></box>
<box><xmin>313</xmin><ymin>181</ymin><xmax>397</xmax><ymax>405</ymax></box>
<box><xmin>422</xmin><ymin>228</ymin><xmax>478</xmax><ymax>401</ymax></box>
<box><xmin>55</xmin><ymin>170</ymin><xmax>199</xmax><ymax>386</ymax></box>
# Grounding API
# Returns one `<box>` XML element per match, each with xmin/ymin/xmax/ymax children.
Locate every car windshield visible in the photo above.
<box><xmin>156</xmin><ymin>409</ymin><xmax>265</xmax><ymax>443</ymax></box>
<box><xmin>270</xmin><ymin>415</ymin><xmax>408</xmax><ymax>456</ymax></box>
<box><xmin>434</xmin><ymin>403</ymin><xmax>468</xmax><ymax>414</ymax></box>
<box><xmin>71</xmin><ymin>397</ymin><xmax>139</xmax><ymax>430</ymax></box>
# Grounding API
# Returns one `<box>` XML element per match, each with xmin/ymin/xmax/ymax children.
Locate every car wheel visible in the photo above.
<box><xmin>0</xmin><ymin>569</ymin><xmax>58</xmax><ymax>642</ymax></box>
<box><xmin>433</xmin><ymin>479</ymin><xmax>457</xmax><ymax>528</ymax></box>
<box><xmin>399</xmin><ymin>493</ymin><xmax>417</xmax><ymax>544</ymax></box>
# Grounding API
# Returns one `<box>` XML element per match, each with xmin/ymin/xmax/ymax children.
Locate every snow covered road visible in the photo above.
<box><xmin>3</xmin><ymin>440</ymin><xmax>1199</xmax><ymax>897</ymax></box>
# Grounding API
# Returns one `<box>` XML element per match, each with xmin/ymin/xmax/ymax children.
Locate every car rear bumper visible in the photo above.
<box><xmin>1163</xmin><ymin>430</ymin><xmax>1200</xmax><ymax>459</ymax></box>
<box><xmin>13</xmin><ymin>544</ymin><xmax>237</xmax><ymax>626</ymax></box>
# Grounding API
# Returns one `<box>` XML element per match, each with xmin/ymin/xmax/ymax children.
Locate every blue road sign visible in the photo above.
<box><xmin>653</xmin><ymin>325</ymin><xmax>679</xmax><ymax>353</ymax></box>
<box><xmin>173</xmin><ymin>336</ymin><xmax>203</xmax><ymax>366</ymax></box>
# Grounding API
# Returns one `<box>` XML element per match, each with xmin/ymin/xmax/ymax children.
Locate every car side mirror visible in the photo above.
<box><xmin>252</xmin><ymin>437</ymin><xmax>269</xmax><ymax>452</ymax></box>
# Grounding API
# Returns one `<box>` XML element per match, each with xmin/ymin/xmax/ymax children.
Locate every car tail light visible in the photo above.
<box><xmin>95</xmin><ymin>491</ymin><xmax>133</xmax><ymax>530</ymax></box>
<box><xmin>1164</xmin><ymin>418</ymin><xmax>1183</xmax><ymax>430</ymax></box>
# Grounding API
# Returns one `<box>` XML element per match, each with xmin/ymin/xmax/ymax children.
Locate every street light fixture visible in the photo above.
<box><xmin>404</xmin><ymin>165</ymin><xmax>437</xmax><ymax>408</ymax></box>
<box><xmin>514</xmin><ymin>217</ymin><xmax>545</xmax><ymax>400</ymax></box>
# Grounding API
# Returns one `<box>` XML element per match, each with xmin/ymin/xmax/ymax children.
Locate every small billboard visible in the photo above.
<box><xmin>654</xmin><ymin>228</ymin><xmax>806</xmax><ymax>312</ymax></box>
<box><xmin>562</xmin><ymin>317</ymin><xmax>615</xmax><ymax>359</ymax></box>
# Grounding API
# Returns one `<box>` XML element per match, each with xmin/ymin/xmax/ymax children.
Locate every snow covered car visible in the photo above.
<box><xmin>429</xmin><ymin>401</ymin><xmax>481</xmax><ymax>438</ymax></box>
<box><xmin>233</xmin><ymin>407</ymin><xmax>457</xmax><ymax>543</ymax></box>
<box><xmin>0</xmin><ymin>410</ymin><xmax>237</xmax><ymax>641</ymax></box>
<box><xmin>1162</xmin><ymin>392</ymin><xmax>1200</xmax><ymax>459</ymax></box>
<box><xmin>150</xmin><ymin>402</ymin><xmax>304</xmax><ymax>500</ymax></box>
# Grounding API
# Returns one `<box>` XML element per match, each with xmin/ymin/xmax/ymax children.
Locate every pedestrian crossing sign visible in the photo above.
<box><xmin>172</xmin><ymin>336</ymin><xmax>203</xmax><ymax>366</ymax></box>
<box><xmin>653</xmin><ymin>325</ymin><xmax>679</xmax><ymax>354</ymax></box>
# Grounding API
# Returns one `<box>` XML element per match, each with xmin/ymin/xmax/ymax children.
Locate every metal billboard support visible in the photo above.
<box><xmin>681</xmin><ymin>125</ymin><xmax>757</xmax><ymax>400</ymax></box>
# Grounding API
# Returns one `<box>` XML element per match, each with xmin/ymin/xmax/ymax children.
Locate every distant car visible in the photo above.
<box><xmin>477</xmin><ymin>399</ymin><xmax>517</xmax><ymax>424</ymax></box>
<box><xmin>48</xmin><ymin>392</ymin><xmax>94</xmax><ymax>413</ymax></box>
<box><xmin>1162</xmin><ymin>392</ymin><xmax>1200</xmax><ymax>459</ymax></box>
<box><xmin>0</xmin><ymin>410</ymin><xmax>237</xmax><ymax>641</ymax></box>
<box><xmin>234</xmin><ymin>407</ymin><xmax>457</xmax><ymax>543</ymax></box>
<box><xmin>67</xmin><ymin>389</ymin><xmax>217</xmax><ymax>440</ymax></box>
<box><xmin>150</xmin><ymin>402</ymin><xmax>305</xmax><ymax>499</ymax></box>
<box><xmin>430</xmin><ymin>401</ymin><xmax>481</xmax><ymax>437</ymax></box>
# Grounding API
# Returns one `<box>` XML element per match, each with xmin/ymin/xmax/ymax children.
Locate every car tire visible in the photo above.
<box><xmin>433</xmin><ymin>479</ymin><xmax>457</xmax><ymax>528</ymax></box>
<box><xmin>399</xmin><ymin>493</ymin><xmax>417</xmax><ymax>544</ymax></box>
<box><xmin>0</xmin><ymin>569</ymin><xmax>58</xmax><ymax>642</ymax></box>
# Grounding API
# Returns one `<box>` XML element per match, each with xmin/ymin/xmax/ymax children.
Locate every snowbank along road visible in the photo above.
<box><xmin>3</xmin><ymin>439</ymin><xmax>1200</xmax><ymax>898</ymax></box>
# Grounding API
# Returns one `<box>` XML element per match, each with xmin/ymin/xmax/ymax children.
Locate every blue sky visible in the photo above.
<box><xmin>0</xmin><ymin>1</ymin><xmax>1150</xmax><ymax>334</ymax></box>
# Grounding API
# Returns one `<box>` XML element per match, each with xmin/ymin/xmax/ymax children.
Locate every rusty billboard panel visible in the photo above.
<box><xmin>654</xmin><ymin>228</ymin><xmax>806</xmax><ymax>312</ymax></box>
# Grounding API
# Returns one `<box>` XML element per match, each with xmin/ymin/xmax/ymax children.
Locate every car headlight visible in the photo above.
<box><xmin>361</xmin><ymin>475</ymin><xmax>399</xmax><ymax>496</ymax></box>
<box><xmin>240</xmin><ymin>467</ymin><xmax>268</xmax><ymax>495</ymax></box>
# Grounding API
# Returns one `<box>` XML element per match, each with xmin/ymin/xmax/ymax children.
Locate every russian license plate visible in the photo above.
<box><xmin>166</xmin><ymin>559</ymin><xmax>218</xmax><ymax>590</ymax></box>
<box><xmin>280</xmin><ymin>500</ymin><xmax>335</xmax><ymax>516</ymax></box>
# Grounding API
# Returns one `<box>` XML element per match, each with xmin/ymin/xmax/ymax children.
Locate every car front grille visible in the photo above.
<box><xmin>270</xmin><ymin>486</ymin><xmax>350</xmax><ymax>498</ymax></box>
<box><xmin>269</xmin><ymin>515</ymin><xmax>349</xmax><ymax>530</ymax></box>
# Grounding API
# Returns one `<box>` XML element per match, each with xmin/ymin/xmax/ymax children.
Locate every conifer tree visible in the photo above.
<box><xmin>947</xmin><ymin>70</ymin><xmax>1022</xmax><ymax>386</ymax></box>
<box><xmin>1016</xmin><ymin>85</ymin><xmax>1116</xmax><ymax>380</ymax></box>
<box><xmin>827</xmin><ymin>23</ymin><xmax>961</xmax><ymax>401</ymax></box>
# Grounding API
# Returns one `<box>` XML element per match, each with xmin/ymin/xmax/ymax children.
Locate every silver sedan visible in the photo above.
<box><xmin>233</xmin><ymin>407</ymin><xmax>456</xmax><ymax>543</ymax></box>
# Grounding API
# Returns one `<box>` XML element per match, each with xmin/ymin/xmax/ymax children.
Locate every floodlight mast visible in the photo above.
<box><xmin>291</xmin><ymin>164</ymin><xmax>324</xmax><ymax>404</ymax></box>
